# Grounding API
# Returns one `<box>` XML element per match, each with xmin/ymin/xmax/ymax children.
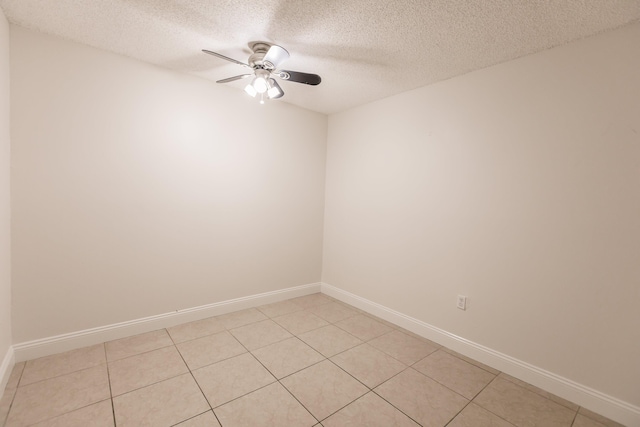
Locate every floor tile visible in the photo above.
<box><xmin>498</xmin><ymin>373</ymin><xmax>579</xmax><ymax>411</ymax></box>
<box><xmin>336</xmin><ymin>301</ymin><xmax>367</xmax><ymax>314</ymax></box>
<box><xmin>273</xmin><ymin>310</ymin><xmax>330</xmax><ymax>336</ymax></box>
<box><xmin>441</xmin><ymin>348</ymin><xmax>500</xmax><ymax>375</ymax></box>
<box><xmin>30</xmin><ymin>399</ymin><xmax>114</xmax><ymax>427</ymax></box>
<box><xmin>113</xmin><ymin>373</ymin><xmax>209</xmax><ymax>427</ymax></box>
<box><xmin>229</xmin><ymin>319</ymin><xmax>292</xmax><ymax>350</ymax></box>
<box><xmin>298</xmin><ymin>325</ymin><xmax>363</xmax><ymax>357</ymax></box>
<box><xmin>413</xmin><ymin>350</ymin><xmax>496</xmax><ymax>399</ymax></box>
<box><xmin>5</xmin><ymin>362</ymin><xmax>25</xmax><ymax>390</ymax></box>
<box><xmin>0</xmin><ymin>386</ymin><xmax>16</xmax><ymax>426</ymax></box>
<box><xmin>577</xmin><ymin>408</ymin><xmax>625</xmax><ymax>427</ymax></box>
<box><xmin>108</xmin><ymin>345</ymin><xmax>188</xmax><ymax>396</ymax></box>
<box><xmin>474</xmin><ymin>377</ymin><xmax>576</xmax><ymax>427</ymax></box>
<box><xmin>322</xmin><ymin>392</ymin><xmax>419</xmax><ymax>427</ymax></box>
<box><xmin>281</xmin><ymin>360</ymin><xmax>368</xmax><ymax>420</ymax></box>
<box><xmin>105</xmin><ymin>330</ymin><xmax>173</xmax><ymax>362</ymax></box>
<box><xmin>368</xmin><ymin>330</ymin><xmax>439</xmax><ymax>365</ymax></box>
<box><xmin>175</xmin><ymin>411</ymin><xmax>221</xmax><ymax>426</ymax></box>
<box><xmin>193</xmin><ymin>353</ymin><xmax>276</xmax><ymax>408</ymax></box>
<box><xmin>214</xmin><ymin>382</ymin><xmax>316</xmax><ymax>427</ymax></box>
<box><xmin>257</xmin><ymin>299</ymin><xmax>304</xmax><ymax>318</ymax></box>
<box><xmin>290</xmin><ymin>293</ymin><xmax>334</xmax><ymax>309</ymax></box>
<box><xmin>6</xmin><ymin>365</ymin><xmax>110</xmax><ymax>426</ymax></box>
<box><xmin>447</xmin><ymin>402</ymin><xmax>515</xmax><ymax>427</ymax></box>
<box><xmin>1</xmin><ymin>363</ymin><xmax>24</xmax><ymax>424</ymax></box>
<box><xmin>6</xmin><ymin>296</ymin><xmax>616</xmax><ymax>427</ymax></box>
<box><xmin>400</xmin><ymin>329</ymin><xmax>443</xmax><ymax>347</ymax></box>
<box><xmin>167</xmin><ymin>317</ymin><xmax>225</xmax><ymax>344</ymax></box>
<box><xmin>572</xmin><ymin>413</ymin><xmax>618</xmax><ymax>427</ymax></box>
<box><xmin>176</xmin><ymin>330</ymin><xmax>246</xmax><ymax>370</ymax></box>
<box><xmin>374</xmin><ymin>368</ymin><xmax>468</xmax><ymax>427</ymax></box>
<box><xmin>216</xmin><ymin>308</ymin><xmax>267</xmax><ymax>329</ymax></box>
<box><xmin>310</xmin><ymin>302</ymin><xmax>359</xmax><ymax>323</ymax></box>
<box><xmin>331</xmin><ymin>344</ymin><xmax>405</xmax><ymax>388</ymax></box>
<box><xmin>252</xmin><ymin>337</ymin><xmax>325</xmax><ymax>379</ymax></box>
<box><xmin>334</xmin><ymin>314</ymin><xmax>393</xmax><ymax>341</ymax></box>
<box><xmin>20</xmin><ymin>344</ymin><xmax>106</xmax><ymax>386</ymax></box>
<box><xmin>362</xmin><ymin>313</ymin><xmax>399</xmax><ymax>330</ymax></box>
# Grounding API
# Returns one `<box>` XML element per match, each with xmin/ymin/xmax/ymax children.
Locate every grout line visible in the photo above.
<box><xmin>106</xmin><ymin>342</ymin><xmax>175</xmax><ymax>364</ymax></box>
<box><xmin>8</xmin><ymin>360</ymin><xmax>114</xmax><ymax>427</ymax></box>
<box><xmin>169</xmin><ymin>331</ymin><xmax>223</xmax><ymax>426</ymax></box>
<box><xmin>570</xmin><ymin>408</ymin><xmax>579</xmax><ymax>426</ymax></box>
<box><xmin>161</xmin><ymin>296</ymin><xmax>334</xmax><ymax>422</ymax></box>
<box><xmin>443</xmin><ymin>400</ymin><xmax>473</xmax><ymax>427</ymax></box>
<box><xmin>496</xmin><ymin>371</ymin><xmax>580</xmax><ymax>412</ymax></box>
<box><xmin>1</xmin><ymin>361</ymin><xmax>27</xmax><ymax>427</ymax></box>
<box><xmin>409</xmin><ymin>351</ymin><xmax>492</xmax><ymax>401</ymax></box>
<box><xmin>270</xmin><ymin>314</ymin><xmax>330</xmax><ymax>336</ymax></box>
<box><xmin>103</xmin><ymin>343</ymin><xmax>117</xmax><ymax>427</ymax></box>
<box><xmin>196</xmin><ymin>328</ymin><xmax>283</xmax><ymax>414</ymax></box>
<box><xmin>369</xmin><ymin>384</ymin><xmax>424</xmax><ymax>426</ymax></box>
<box><xmin>107</xmin><ymin>345</ymin><xmax>191</xmax><ymax>398</ymax></box>
<box><xmin>14</xmin><ymin>361</ymin><xmax>26</xmax><ymax>389</ymax></box>
<box><xmin>315</xmin><ymin>359</ymin><xmax>371</xmax><ymax>421</ymax></box>
<box><xmin>0</xmin><ymin>389</ymin><xmax>17</xmax><ymax>427</ymax></box>
<box><xmin>10</xmin><ymin>399</ymin><xmax>115</xmax><ymax>427</ymax></box>
<box><xmin>467</xmin><ymin>376</ymin><xmax>519</xmax><ymax>426</ymax></box>
<box><xmin>15</xmin><ymin>361</ymin><xmax>108</xmax><ymax>389</ymax></box>
<box><xmin>275</xmin><ymin>356</ymin><xmax>327</xmax><ymax>383</ymax></box>
<box><xmin>109</xmin><ymin>370</ymin><xmax>196</xmax><ymax>399</ymax></box>
<box><xmin>439</xmin><ymin>347</ymin><xmax>500</xmax><ymax>376</ymax></box>
<box><xmin>173</xmin><ymin>329</ymin><xmax>235</xmax><ymax>349</ymax></box>
<box><xmin>278</xmin><ymin>379</ymin><xmax>321</xmax><ymax>424</ymax></box>
<box><xmin>435</xmin><ymin>347</ymin><xmax>499</xmax><ymax>375</ymax></box>
<box><xmin>168</xmin><ymin>410</ymin><xmax>212</xmax><ymax>427</ymax></box>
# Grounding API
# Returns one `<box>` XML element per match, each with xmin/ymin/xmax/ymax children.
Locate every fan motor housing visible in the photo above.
<box><xmin>248</xmin><ymin>42</ymin><xmax>272</xmax><ymax>69</ymax></box>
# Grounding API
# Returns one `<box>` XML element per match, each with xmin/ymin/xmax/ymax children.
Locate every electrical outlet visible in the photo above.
<box><xmin>457</xmin><ymin>295</ymin><xmax>467</xmax><ymax>310</ymax></box>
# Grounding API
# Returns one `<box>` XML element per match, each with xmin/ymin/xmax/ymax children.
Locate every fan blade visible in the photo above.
<box><xmin>202</xmin><ymin>49</ymin><xmax>251</xmax><ymax>68</ymax></box>
<box><xmin>263</xmin><ymin>45</ymin><xmax>289</xmax><ymax>69</ymax></box>
<box><xmin>278</xmin><ymin>70</ymin><xmax>321</xmax><ymax>86</ymax></box>
<box><xmin>216</xmin><ymin>74</ymin><xmax>252</xmax><ymax>84</ymax></box>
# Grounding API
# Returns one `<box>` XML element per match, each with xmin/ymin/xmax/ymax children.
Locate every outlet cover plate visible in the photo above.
<box><xmin>457</xmin><ymin>295</ymin><xmax>467</xmax><ymax>310</ymax></box>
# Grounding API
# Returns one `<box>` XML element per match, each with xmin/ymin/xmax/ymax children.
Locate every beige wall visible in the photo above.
<box><xmin>0</xmin><ymin>9</ymin><xmax>11</xmax><ymax>361</ymax></box>
<box><xmin>7</xmin><ymin>14</ymin><xmax>640</xmax><ymax>412</ymax></box>
<box><xmin>10</xmin><ymin>26</ymin><xmax>327</xmax><ymax>343</ymax></box>
<box><xmin>322</xmin><ymin>23</ymin><xmax>640</xmax><ymax>406</ymax></box>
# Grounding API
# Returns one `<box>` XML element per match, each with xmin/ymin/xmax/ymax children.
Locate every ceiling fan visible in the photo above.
<box><xmin>203</xmin><ymin>42</ymin><xmax>321</xmax><ymax>104</ymax></box>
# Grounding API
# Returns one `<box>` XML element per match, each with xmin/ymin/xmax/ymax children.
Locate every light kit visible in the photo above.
<box><xmin>203</xmin><ymin>42</ymin><xmax>321</xmax><ymax>104</ymax></box>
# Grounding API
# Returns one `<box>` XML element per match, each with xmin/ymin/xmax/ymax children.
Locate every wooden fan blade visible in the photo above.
<box><xmin>278</xmin><ymin>70</ymin><xmax>321</xmax><ymax>85</ymax></box>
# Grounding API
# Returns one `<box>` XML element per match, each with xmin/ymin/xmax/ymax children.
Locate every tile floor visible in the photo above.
<box><xmin>0</xmin><ymin>293</ymin><xmax>626</xmax><ymax>427</ymax></box>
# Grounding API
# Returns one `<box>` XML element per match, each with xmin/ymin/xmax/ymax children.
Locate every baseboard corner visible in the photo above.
<box><xmin>0</xmin><ymin>345</ymin><xmax>15</xmax><ymax>397</ymax></box>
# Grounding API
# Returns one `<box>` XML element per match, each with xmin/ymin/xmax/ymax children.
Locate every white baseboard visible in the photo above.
<box><xmin>321</xmin><ymin>282</ymin><xmax>639</xmax><ymax>427</ymax></box>
<box><xmin>13</xmin><ymin>282</ymin><xmax>321</xmax><ymax>362</ymax></box>
<box><xmin>0</xmin><ymin>346</ymin><xmax>15</xmax><ymax>399</ymax></box>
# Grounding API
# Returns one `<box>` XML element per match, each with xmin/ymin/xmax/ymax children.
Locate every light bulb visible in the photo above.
<box><xmin>267</xmin><ymin>85</ymin><xmax>282</xmax><ymax>99</ymax></box>
<box><xmin>267</xmin><ymin>79</ymin><xmax>283</xmax><ymax>99</ymax></box>
<box><xmin>244</xmin><ymin>84</ymin><xmax>257</xmax><ymax>97</ymax></box>
<box><xmin>253</xmin><ymin>77</ymin><xmax>268</xmax><ymax>94</ymax></box>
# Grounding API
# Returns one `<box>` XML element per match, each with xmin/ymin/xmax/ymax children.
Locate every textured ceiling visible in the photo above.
<box><xmin>1</xmin><ymin>1</ymin><xmax>639</xmax><ymax>114</ymax></box>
